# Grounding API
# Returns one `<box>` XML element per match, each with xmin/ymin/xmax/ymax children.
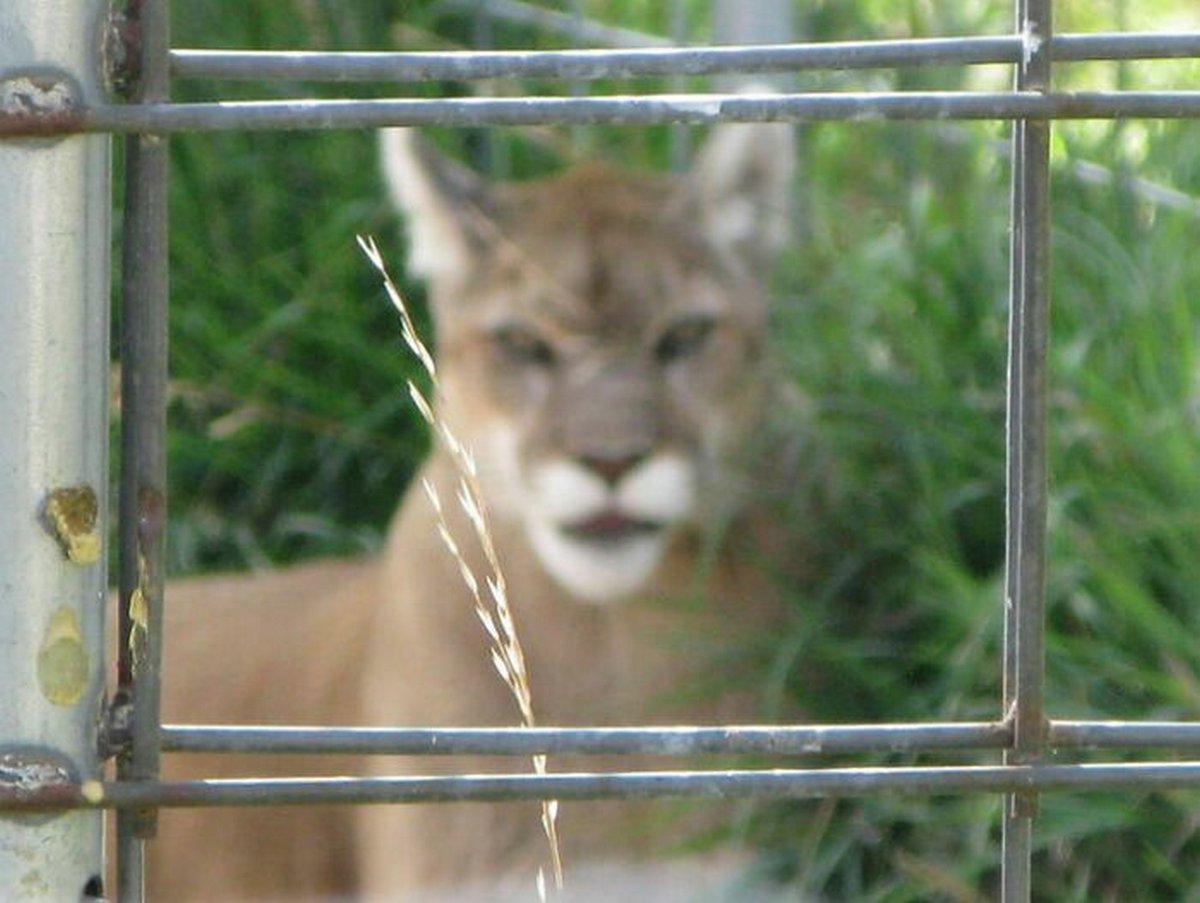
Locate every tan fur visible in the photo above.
<box><xmin>143</xmin><ymin>123</ymin><xmax>802</xmax><ymax>901</ymax></box>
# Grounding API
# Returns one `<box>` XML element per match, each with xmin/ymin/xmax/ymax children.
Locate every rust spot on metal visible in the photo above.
<box><xmin>98</xmin><ymin>691</ymin><xmax>135</xmax><ymax>761</ymax></box>
<box><xmin>103</xmin><ymin>1</ymin><xmax>142</xmax><ymax>98</ymax></box>
<box><xmin>0</xmin><ymin>73</ymin><xmax>84</xmax><ymax>138</ymax></box>
<box><xmin>137</xmin><ymin>484</ymin><xmax>166</xmax><ymax>543</ymax></box>
<box><xmin>0</xmin><ymin>749</ymin><xmax>78</xmax><ymax>821</ymax></box>
<box><xmin>37</xmin><ymin>607</ymin><xmax>90</xmax><ymax>707</ymax></box>
<box><xmin>0</xmin><ymin>753</ymin><xmax>72</xmax><ymax>793</ymax></box>
<box><xmin>43</xmin><ymin>485</ymin><xmax>101</xmax><ymax>565</ymax></box>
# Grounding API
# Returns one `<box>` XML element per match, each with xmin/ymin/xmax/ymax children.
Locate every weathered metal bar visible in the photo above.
<box><xmin>5</xmin><ymin>90</ymin><xmax>1200</xmax><ymax>139</ymax></box>
<box><xmin>1006</xmin><ymin>5</ymin><xmax>1053</xmax><ymax>773</ymax></box>
<box><xmin>154</xmin><ymin>720</ymin><xmax>1200</xmax><ymax>755</ymax></box>
<box><xmin>1050</xmin><ymin>721</ymin><xmax>1200</xmax><ymax>748</ymax></box>
<box><xmin>114</xmin><ymin>0</ymin><xmax>171</xmax><ymax>898</ymax></box>
<box><xmin>13</xmin><ymin>761</ymin><xmax>1200</xmax><ymax>812</ymax></box>
<box><xmin>1002</xmin><ymin>1</ymin><xmax>1053</xmax><ymax>899</ymax></box>
<box><xmin>0</xmin><ymin>2</ymin><xmax>111</xmax><ymax>899</ymax></box>
<box><xmin>164</xmin><ymin>32</ymin><xmax>1200</xmax><ymax>84</ymax></box>
<box><xmin>167</xmin><ymin>38</ymin><xmax>1019</xmax><ymax>84</ymax></box>
<box><xmin>712</xmin><ymin>0</ymin><xmax>795</xmax><ymax>93</ymax></box>
<box><xmin>1002</xmin><ymin>806</ymin><xmax>1033</xmax><ymax>898</ymax></box>
<box><xmin>1002</xmin><ymin>22</ymin><xmax>1027</xmax><ymax>903</ymax></box>
<box><xmin>166</xmin><ymin>40</ymin><xmax>1018</xmax><ymax>83</ymax></box>
<box><xmin>664</xmin><ymin>0</ymin><xmax>690</xmax><ymax>170</ymax></box>
<box><xmin>1054</xmin><ymin>31</ymin><xmax>1200</xmax><ymax>61</ymax></box>
<box><xmin>161</xmin><ymin>721</ymin><xmax>1011</xmax><ymax>756</ymax></box>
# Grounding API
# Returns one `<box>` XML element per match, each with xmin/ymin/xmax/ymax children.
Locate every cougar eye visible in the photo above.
<box><xmin>489</xmin><ymin>322</ymin><xmax>556</xmax><ymax>367</ymax></box>
<box><xmin>655</xmin><ymin>314</ymin><xmax>717</xmax><ymax>364</ymax></box>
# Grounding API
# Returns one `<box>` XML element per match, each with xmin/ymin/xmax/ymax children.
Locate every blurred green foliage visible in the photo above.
<box><xmin>146</xmin><ymin>0</ymin><xmax>1200</xmax><ymax>898</ymax></box>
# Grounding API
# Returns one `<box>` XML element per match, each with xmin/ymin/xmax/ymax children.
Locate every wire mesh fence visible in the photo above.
<box><xmin>2</xmin><ymin>0</ymin><xmax>1200</xmax><ymax>900</ymax></box>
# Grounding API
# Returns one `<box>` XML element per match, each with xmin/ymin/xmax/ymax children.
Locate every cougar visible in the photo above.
<box><xmin>144</xmin><ymin>119</ymin><xmax>803</xmax><ymax>901</ymax></box>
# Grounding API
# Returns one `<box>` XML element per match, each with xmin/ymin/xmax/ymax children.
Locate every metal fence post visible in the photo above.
<box><xmin>0</xmin><ymin>1</ymin><xmax>110</xmax><ymax>899</ymax></box>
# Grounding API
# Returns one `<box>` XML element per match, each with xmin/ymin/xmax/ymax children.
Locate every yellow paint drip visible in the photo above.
<box><xmin>45</xmin><ymin>485</ymin><xmax>101</xmax><ymax>565</ymax></box>
<box><xmin>37</xmin><ymin>607</ymin><xmax>89</xmax><ymax>707</ymax></box>
<box><xmin>81</xmin><ymin>780</ymin><xmax>105</xmax><ymax>805</ymax></box>
<box><xmin>128</xmin><ymin>585</ymin><xmax>149</xmax><ymax>676</ymax></box>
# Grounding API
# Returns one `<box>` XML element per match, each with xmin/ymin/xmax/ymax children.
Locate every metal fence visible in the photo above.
<box><xmin>2</xmin><ymin>0</ymin><xmax>1199</xmax><ymax>900</ymax></box>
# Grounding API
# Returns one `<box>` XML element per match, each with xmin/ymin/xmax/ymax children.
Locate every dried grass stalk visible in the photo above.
<box><xmin>358</xmin><ymin>235</ymin><xmax>564</xmax><ymax>896</ymax></box>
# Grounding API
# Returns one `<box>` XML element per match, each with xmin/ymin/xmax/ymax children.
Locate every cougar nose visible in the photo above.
<box><xmin>580</xmin><ymin>454</ymin><xmax>644</xmax><ymax>486</ymax></box>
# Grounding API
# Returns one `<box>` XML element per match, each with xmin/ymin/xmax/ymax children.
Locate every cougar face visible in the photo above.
<box><xmin>381</xmin><ymin>123</ymin><xmax>793</xmax><ymax>603</ymax></box>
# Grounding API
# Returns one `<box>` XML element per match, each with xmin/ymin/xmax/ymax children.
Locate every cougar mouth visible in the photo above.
<box><xmin>561</xmin><ymin>511</ymin><xmax>663</xmax><ymax>545</ymax></box>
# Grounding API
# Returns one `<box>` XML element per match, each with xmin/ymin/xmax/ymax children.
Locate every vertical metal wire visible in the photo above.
<box><xmin>1002</xmin><ymin>0</ymin><xmax>1053</xmax><ymax>899</ymax></box>
<box><xmin>115</xmin><ymin>0</ymin><xmax>171</xmax><ymax>898</ymax></box>
<box><xmin>712</xmin><ymin>0</ymin><xmax>796</xmax><ymax>89</ymax></box>
<box><xmin>667</xmin><ymin>0</ymin><xmax>690</xmax><ymax>171</ymax></box>
<box><xmin>469</xmin><ymin>0</ymin><xmax>508</xmax><ymax>175</ymax></box>
<box><xmin>565</xmin><ymin>0</ymin><xmax>593</xmax><ymax>152</ymax></box>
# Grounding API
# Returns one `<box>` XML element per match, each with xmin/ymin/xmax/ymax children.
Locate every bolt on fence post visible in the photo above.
<box><xmin>0</xmin><ymin>1</ymin><xmax>111</xmax><ymax>899</ymax></box>
<box><xmin>1002</xmin><ymin>0</ymin><xmax>1053</xmax><ymax>899</ymax></box>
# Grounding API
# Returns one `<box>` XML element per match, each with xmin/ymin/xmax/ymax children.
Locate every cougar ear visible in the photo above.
<box><xmin>378</xmin><ymin>128</ymin><xmax>494</xmax><ymax>283</ymax></box>
<box><xmin>689</xmin><ymin>117</ymin><xmax>796</xmax><ymax>270</ymax></box>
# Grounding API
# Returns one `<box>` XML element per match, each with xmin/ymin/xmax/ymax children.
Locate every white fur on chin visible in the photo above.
<box><xmin>524</xmin><ymin>452</ymin><xmax>696</xmax><ymax>603</ymax></box>
<box><xmin>528</xmin><ymin>521</ymin><xmax>667</xmax><ymax>604</ymax></box>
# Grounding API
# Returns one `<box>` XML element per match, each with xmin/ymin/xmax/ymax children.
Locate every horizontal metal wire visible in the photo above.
<box><xmin>1050</xmin><ymin>720</ymin><xmax>1200</xmax><ymax>748</ymax></box>
<box><xmin>169</xmin><ymin>37</ymin><xmax>1023</xmax><ymax>82</ymax></box>
<box><xmin>1057</xmin><ymin>31</ymin><xmax>1200</xmax><ymax>62</ymax></box>
<box><xmin>6</xmin><ymin>90</ymin><xmax>1200</xmax><ymax>138</ymax></box>
<box><xmin>161</xmin><ymin>721</ymin><xmax>1011</xmax><ymax>756</ymax></box>
<box><xmin>10</xmin><ymin>761</ymin><xmax>1200</xmax><ymax>812</ymax></box>
<box><xmin>159</xmin><ymin>719</ymin><xmax>1200</xmax><ymax>756</ymax></box>
<box><xmin>168</xmin><ymin>33</ymin><xmax>1200</xmax><ymax>83</ymax></box>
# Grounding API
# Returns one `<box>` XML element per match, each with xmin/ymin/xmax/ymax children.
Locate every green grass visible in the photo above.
<box><xmin>153</xmin><ymin>0</ymin><xmax>1200</xmax><ymax>898</ymax></box>
<box><xmin>761</xmin><ymin>111</ymin><xmax>1200</xmax><ymax>898</ymax></box>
